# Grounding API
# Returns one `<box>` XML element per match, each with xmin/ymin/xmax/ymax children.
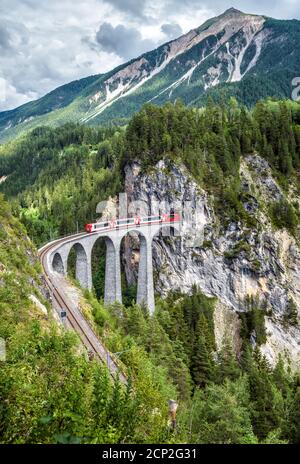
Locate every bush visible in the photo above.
<box><xmin>269</xmin><ymin>199</ymin><xmax>299</xmax><ymax>234</ymax></box>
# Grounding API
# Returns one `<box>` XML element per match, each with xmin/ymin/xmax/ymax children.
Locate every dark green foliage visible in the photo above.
<box><xmin>0</xmin><ymin>124</ymin><xmax>112</xmax><ymax>195</ymax></box>
<box><xmin>269</xmin><ymin>199</ymin><xmax>299</xmax><ymax>235</ymax></box>
<box><xmin>242</xmin><ymin>347</ymin><xmax>284</xmax><ymax>440</ymax></box>
<box><xmin>92</xmin><ymin>239</ymin><xmax>106</xmax><ymax>300</ymax></box>
<box><xmin>123</xmin><ymin>100</ymin><xmax>240</xmax><ymax>181</ymax></box>
<box><xmin>283</xmin><ymin>298</ymin><xmax>299</xmax><ymax>327</ymax></box>
<box><xmin>123</xmin><ymin>99</ymin><xmax>300</xmax><ymax>187</ymax></box>
<box><xmin>216</xmin><ymin>338</ymin><xmax>241</xmax><ymax>384</ymax></box>
<box><xmin>272</xmin><ymin>357</ymin><xmax>293</xmax><ymax>400</ymax></box>
<box><xmin>157</xmin><ymin>286</ymin><xmax>216</xmax><ymax>362</ymax></box>
<box><xmin>122</xmin><ymin>282</ymin><xmax>137</xmax><ymax>308</ymax></box>
<box><xmin>181</xmin><ymin>377</ymin><xmax>258</xmax><ymax>444</ymax></box>
<box><xmin>191</xmin><ymin>332</ymin><xmax>214</xmax><ymax>387</ymax></box>
<box><xmin>285</xmin><ymin>385</ymin><xmax>300</xmax><ymax>443</ymax></box>
<box><xmin>0</xmin><ymin>124</ymin><xmax>123</xmax><ymax>245</ymax></box>
<box><xmin>239</xmin><ymin>297</ymin><xmax>267</xmax><ymax>346</ymax></box>
<box><xmin>118</xmin><ymin>304</ymin><xmax>192</xmax><ymax>400</ymax></box>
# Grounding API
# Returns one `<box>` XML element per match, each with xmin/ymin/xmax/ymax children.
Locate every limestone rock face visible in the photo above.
<box><xmin>124</xmin><ymin>157</ymin><xmax>300</xmax><ymax>368</ymax></box>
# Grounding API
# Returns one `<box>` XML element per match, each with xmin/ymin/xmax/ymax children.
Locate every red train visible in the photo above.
<box><xmin>85</xmin><ymin>213</ymin><xmax>180</xmax><ymax>233</ymax></box>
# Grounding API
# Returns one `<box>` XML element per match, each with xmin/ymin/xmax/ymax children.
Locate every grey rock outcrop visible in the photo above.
<box><xmin>124</xmin><ymin>157</ymin><xmax>300</xmax><ymax>368</ymax></box>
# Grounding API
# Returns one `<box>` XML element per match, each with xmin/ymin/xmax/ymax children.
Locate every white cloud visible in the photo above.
<box><xmin>0</xmin><ymin>0</ymin><xmax>114</xmax><ymax>110</ymax></box>
<box><xmin>95</xmin><ymin>22</ymin><xmax>156</xmax><ymax>60</ymax></box>
<box><xmin>0</xmin><ymin>78</ymin><xmax>38</xmax><ymax>110</ymax></box>
<box><xmin>161</xmin><ymin>23</ymin><xmax>183</xmax><ymax>40</ymax></box>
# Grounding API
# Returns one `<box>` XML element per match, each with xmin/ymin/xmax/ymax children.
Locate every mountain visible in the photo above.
<box><xmin>1</xmin><ymin>7</ymin><xmax>300</xmax><ymax>142</ymax></box>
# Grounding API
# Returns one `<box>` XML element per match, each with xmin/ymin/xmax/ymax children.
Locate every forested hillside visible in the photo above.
<box><xmin>1</xmin><ymin>98</ymin><xmax>300</xmax><ymax>243</ymax></box>
<box><xmin>0</xmin><ymin>124</ymin><xmax>122</xmax><ymax>244</ymax></box>
<box><xmin>1</xmin><ymin>98</ymin><xmax>300</xmax><ymax>443</ymax></box>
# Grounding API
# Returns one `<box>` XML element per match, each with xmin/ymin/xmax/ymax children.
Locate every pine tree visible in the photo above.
<box><xmin>191</xmin><ymin>315</ymin><xmax>215</xmax><ymax>387</ymax></box>
<box><xmin>248</xmin><ymin>349</ymin><xmax>282</xmax><ymax>439</ymax></box>
<box><xmin>217</xmin><ymin>336</ymin><xmax>241</xmax><ymax>383</ymax></box>
<box><xmin>272</xmin><ymin>356</ymin><xmax>292</xmax><ymax>400</ymax></box>
<box><xmin>278</xmin><ymin>139</ymin><xmax>293</xmax><ymax>175</ymax></box>
<box><xmin>286</xmin><ymin>386</ymin><xmax>300</xmax><ymax>443</ymax></box>
<box><xmin>191</xmin><ymin>334</ymin><xmax>214</xmax><ymax>387</ymax></box>
<box><xmin>123</xmin><ymin>304</ymin><xmax>147</xmax><ymax>340</ymax></box>
<box><xmin>283</xmin><ymin>298</ymin><xmax>298</xmax><ymax>326</ymax></box>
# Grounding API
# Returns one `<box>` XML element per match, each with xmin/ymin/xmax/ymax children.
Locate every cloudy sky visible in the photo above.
<box><xmin>0</xmin><ymin>0</ymin><xmax>300</xmax><ymax>111</ymax></box>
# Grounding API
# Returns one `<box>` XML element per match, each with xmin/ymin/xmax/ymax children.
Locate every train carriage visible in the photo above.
<box><xmin>85</xmin><ymin>213</ymin><xmax>180</xmax><ymax>233</ymax></box>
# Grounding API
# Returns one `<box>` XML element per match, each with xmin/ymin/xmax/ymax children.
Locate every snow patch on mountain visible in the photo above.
<box><xmin>242</xmin><ymin>28</ymin><xmax>270</xmax><ymax>76</ymax></box>
<box><xmin>148</xmin><ymin>64</ymin><xmax>198</xmax><ymax>102</ymax></box>
<box><xmin>226</xmin><ymin>21</ymin><xmax>265</xmax><ymax>82</ymax></box>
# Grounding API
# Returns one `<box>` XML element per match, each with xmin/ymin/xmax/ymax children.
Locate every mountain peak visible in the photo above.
<box><xmin>223</xmin><ymin>7</ymin><xmax>244</xmax><ymax>15</ymax></box>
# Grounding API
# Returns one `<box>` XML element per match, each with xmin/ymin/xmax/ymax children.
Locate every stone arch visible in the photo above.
<box><xmin>52</xmin><ymin>252</ymin><xmax>65</xmax><ymax>274</ymax></box>
<box><xmin>119</xmin><ymin>228</ymin><xmax>154</xmax><ymax>312</ymax></box>
<box><xmin>89</xmin><ymin>235</ymin><xmax>107</xmax><ymax>300</ymax></box>
<box><xmin>91</xmin><ymin>235</ymin><xmax>122</xmax><ymax>305</ymax></box>
<box><xmin>68</xmin><ymin>242</ymin><xmax>89</xmax><ymax>289</ymax></box>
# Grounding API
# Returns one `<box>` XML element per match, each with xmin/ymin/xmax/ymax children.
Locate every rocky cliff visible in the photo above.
<box><xmin>123</xmin><ymin>158</ymin><xmax>300</xmax><ymax>368</ymax></box>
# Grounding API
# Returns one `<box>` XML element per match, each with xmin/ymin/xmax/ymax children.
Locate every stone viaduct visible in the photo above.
<box><xmin>47</xmin><ymin>222</ymin><xmax>181</xmax><ymax>314</ymax></box>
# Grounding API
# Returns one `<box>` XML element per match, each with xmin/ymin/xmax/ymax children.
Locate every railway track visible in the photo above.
<box><xmin>39</xmin><ymin>234</ymin><xmax>127</xmax><ymax>384</ymax></box>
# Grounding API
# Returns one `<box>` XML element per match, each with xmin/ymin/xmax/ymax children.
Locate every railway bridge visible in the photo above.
<box><xmin>44</xmin><ymin>216</ymin><xmax>181</xmax><ymax>314</ymax></box>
